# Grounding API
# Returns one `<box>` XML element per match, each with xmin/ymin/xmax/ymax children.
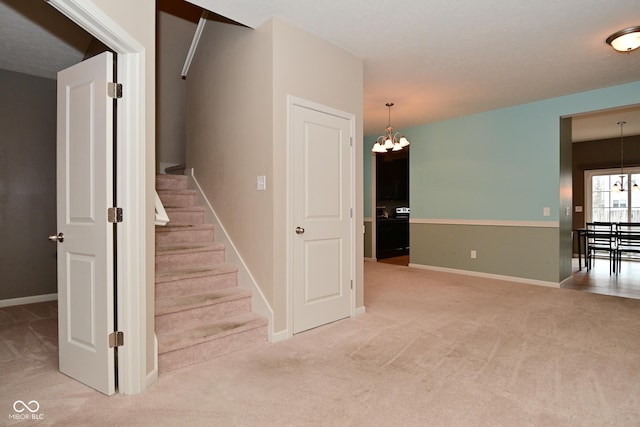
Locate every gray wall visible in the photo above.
<box><xmin>156</xmin><ymin>1</ymin><xmax>199</xmax><ymax>172</ymax></box>
<box><xmin>0</xmin><ymin>69</ymin><xmax>57</xmax><ymax>301</ymax></box>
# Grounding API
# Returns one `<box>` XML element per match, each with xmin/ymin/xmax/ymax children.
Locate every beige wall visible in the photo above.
<box><xmin>157</xmin><ymin>10</ymin><xmax>196</xmax><ymax>170</ymax></box>
<box><xmin>186</xmin><ymin>19</ymin><xmax>275</xmax><ymax>312</ymax></box>
<box><xmin>270</xmin><ymin>17</ymin><xmax>364</xmax><ymax>317</ymax></box>
<box><xmin>90</xmin><ymin>0</ymin><xmax>156</xmax><ymax>378</ymax></box>
<box><xmin>186</xmin><ymin>17</ymin><xmax>363</xmax><ymax>334</ymax></box>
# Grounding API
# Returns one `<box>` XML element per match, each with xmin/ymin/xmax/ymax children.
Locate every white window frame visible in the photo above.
<box><xmin>585</xmin><ymin>167</ymin><xmax>640</xmax><ymax>223</ymax></box>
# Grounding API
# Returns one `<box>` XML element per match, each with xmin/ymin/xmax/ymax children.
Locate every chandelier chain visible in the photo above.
<box><xmin>619</xmin><ymin>121</ymin><xmax>626</xmax><ymax>175</ymax></box>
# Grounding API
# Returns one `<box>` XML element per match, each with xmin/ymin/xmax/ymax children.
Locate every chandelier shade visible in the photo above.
<box><xmin>606</xmin><ymin>26</ymin><xmax>640</xmax><ymax>52</ymax></box>
<box><xmin>371</xmin><ymin>103</ymin><xmax>410</xmax><ymax>153</ymax></box>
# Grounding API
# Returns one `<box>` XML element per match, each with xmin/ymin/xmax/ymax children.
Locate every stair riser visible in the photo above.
<box><xmin>158</xmin><ymin>325</ymin><xmax>267</xmax><ymax>372</ymax></box>
<box><xmin>165</xmin><ymin>211</ymin><xmax>204</xmax><ymax>226</ymax></box>
<box><xmin>156</xmin><ymin>176</ymin><xmax>188</xmax><ymax>191</ymax></box>
<box><xmin>156</xmin><ymin>229</ymin><xmax>214</xmax><ymax>245</ymax></box>
<box><xmin>155</xmin><ymin>272</ymin><xmax>238</xmax><ymax>299</ymax></box>
<box><xmin>158</xmin><ymin>193</ymin><xmax>197</xmax><ymax>208</ymax></box>
<box><xmin>155</xmin><ymin>249</ymin><xmax>225</xmax><ymax>272</ymax></box>
<box><xmin>156</xmin><ymin>297</ymin><xmax>251</xmax><ymax>333</ymax></box>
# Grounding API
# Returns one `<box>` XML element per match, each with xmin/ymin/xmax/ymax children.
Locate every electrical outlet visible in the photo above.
<box><xmin>470</xmin><ymin>250</ymin><xmax>477</xmax><ymax>259</ymax></box>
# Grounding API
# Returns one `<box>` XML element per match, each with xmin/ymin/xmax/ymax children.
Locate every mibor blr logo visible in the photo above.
<box><xmin>9</xmin><ymin>400</ymin><xmax>44</xmax><ymax>420</ymax></box>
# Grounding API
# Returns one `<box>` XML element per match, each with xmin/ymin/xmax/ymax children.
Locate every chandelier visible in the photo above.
<box><xmin>371</xmin><ymin>103</ymin><xmax>410</xmax><ymax>153</ymax></box>
<box><xmin>612</xmin><ymin>121</ymin><xmax>639</xmax><ymax>192</ymax></box>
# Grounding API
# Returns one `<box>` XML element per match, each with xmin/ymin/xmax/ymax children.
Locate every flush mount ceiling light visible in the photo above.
<box><xmin>606</xmin><ymin>26</ymin><xmax>640</xmax><ymax>52</ymax></box>
<box><xmin>612</xmin><ymin>121</ymin><xmax>639</xmax><ymax>193</ymax></box>
<box><xmin>371</xmin><ymin>103</ymin><xmax>410</xmax><ymax>153</ymax></box>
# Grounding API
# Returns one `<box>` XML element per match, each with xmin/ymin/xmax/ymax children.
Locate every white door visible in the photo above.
<box><xmin>54</xmin><ymin>52</ymin><xmax>116</xmax><ymax>395</ymax></box>
<box><xmin>292</xmin><ymin>102</ymin><xmax>353</xmax><ymax>334</ymax></box>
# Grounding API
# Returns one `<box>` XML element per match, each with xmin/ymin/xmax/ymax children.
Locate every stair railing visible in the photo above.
<box><xmin>155</xmin><ymin>191</ymin><xmax>170</xmax><ymax>226</ymax></box>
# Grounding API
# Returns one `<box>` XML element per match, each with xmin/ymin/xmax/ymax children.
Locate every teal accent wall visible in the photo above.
<box><xmin>404</xmin><ymin>81</ymin><xmax>640</xmax><ymax>222</ymax></box>
<box><xmin>363</xmin><ymin>81</ymin><xmax>640</xmax><ymax>283</ymax></box>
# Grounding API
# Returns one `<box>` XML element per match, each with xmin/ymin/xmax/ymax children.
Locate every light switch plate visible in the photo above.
<box><xmin>543</xmin><ymin>207</ymin><xmax>550</xmax><ymax>217</ymax></box>
<box><xmin>257</xmin><ymin>175</ymin><xmax>266</xmax><ymax>191</ymax></box>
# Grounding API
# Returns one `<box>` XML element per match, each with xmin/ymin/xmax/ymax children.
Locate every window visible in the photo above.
<box><xmin>585</xmin><ymin>168</ymin><xmax>640</xmax><ymax>223</ymax></box>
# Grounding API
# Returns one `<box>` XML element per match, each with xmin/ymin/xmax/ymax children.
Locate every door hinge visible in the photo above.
<box><xmin>108</xmin><ymin>207</ymin><xmax>123</xmax><ymax>223</ymax></box>
<box><xmin>108</xmin><ymin>82</ymin><xmax>123</xmax><ymax>99</ymax></box>
<box><xmin>350</xmin><ymin>279</ymin><xmax>353</xmax><ymax>290</ymax></box>
<box><xmin>350</xmin><ymin>136</ymin><xmax>353</xmax><ymax>147</ymax></box>
<box><xmin>350</xmin><ymin>208</ymin><xmax>353</xmax><ymax>218</ymax></box>
<box><xmin>109</xmin><ymin>331</ymin><xmax>124</xmax><ymax>348</ymax></box>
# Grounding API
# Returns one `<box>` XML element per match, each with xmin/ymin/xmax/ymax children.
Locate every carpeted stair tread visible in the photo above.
<box><xmin>164</xmin><ymin>206</ymin><xmax>205</xmax><ymax>213</ymax></box>
<box><xmin>157</xmin><ymin>189</ymin><xmax>196</xmax><ymax>196</ymax></box>
<box><xmin>157</xmin><ymin>312</ymin><xmax>268</xmax><ymax>354</ymax></box>
<box><xmin>155</xmin><ymin>263</ymin><xmax>238</xmax><ymax>283</ymax></box>
<box><xmin>155</xmin><ymin>224</ymin><xmax>214</xmax><ymax>233</ymax></box>
<box><xmin>161</xmin><ymin>206</ymin><xmax>206</xmax><ymax>226</ymax></box>
<box><xmin>156</xmin><ymin>174</ymin><xmax>188</xmax><ymax>190</ymax></box>
<box><xmin>156</xmin><ymin>287</ymin><xmax>252</xmax><ymax>316</ymax></box>
<box><xmin>157</xmin><ymin>189</ymin><xmax>198</xmax><ymax>208</ymax></box>
<box><xmin>155</xmin><ymin>241</ymin><xmax>225</xmax><ymax>254</ymax></box>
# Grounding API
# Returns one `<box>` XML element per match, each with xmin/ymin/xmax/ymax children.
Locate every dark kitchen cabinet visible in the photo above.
<box><xmin>376</xmin><ymin>218</ymin><xmax>409</xmax><ymax>259</ymax></box>
<box><xmin>377</xmin><ymin>153</ymin><xmax>408</xmax><ymax>200</ymax></box>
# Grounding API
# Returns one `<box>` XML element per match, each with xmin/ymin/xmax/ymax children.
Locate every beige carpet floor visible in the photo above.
<box><xmin>2</xmin><ymin>262</ymin><xmax>640</xmax><ymax>426</ymax></box>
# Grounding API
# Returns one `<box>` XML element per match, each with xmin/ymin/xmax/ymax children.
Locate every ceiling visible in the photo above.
<box><xmin>186</xmin><ymin>0</ymin><xmax>640</xmax><ymax>139</ymax></box>
<box><xmin>0</xmin><ymin>0</ymin><xmax>92</xmax><ymax>79</ymax></box>
<box><xmin>1</xmin><ymin>0</ymin><xmax>639</xmax><ymax>141</ymax></box>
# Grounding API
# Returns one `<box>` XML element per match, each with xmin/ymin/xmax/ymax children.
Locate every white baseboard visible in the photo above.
<box><xmin>354</xmin><ymin>306</ymin><xmax>366</xmax><ymax>316</ymax></box>
<box><xmin>559</xmin><ymin>275</ymin><xmax>573</xmax><ymax>288</ymax></box>
<box><xmin>408</xmin><ymin>263</ymin><xmax>561</xmax><ymax>288</ymax></box>
<box><xmin>0</xmin><ymin>293</ymin><xmax>57</xmax><ymax>308</ymax></box>
<box><xmin>270</xmin><ymin>329</ymin><xmax>290</xmax><ymax>343</ymax></box>
<box><xmin>145</xmin><ymin>334</ymin><xmax>159</xmax><ymax>390</ymax></box>
<box><xmin>188</xmin><ymin>168</ymin><xmax>277</xmax><ymax>342</ymax></box>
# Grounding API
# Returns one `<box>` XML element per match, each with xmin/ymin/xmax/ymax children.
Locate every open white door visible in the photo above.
<box><xmin>291</xmin><ymin>102</ymin><xmax>354</xmax><ymax>334</ymax></box>
<box><xmin>54</xmin><ymin>51</ymin><xmax>116</xmax><ymax>395</ymax></box>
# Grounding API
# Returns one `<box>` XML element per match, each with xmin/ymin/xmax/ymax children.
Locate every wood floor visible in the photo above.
<box><xmin>377</xmin><ymin>255</ymin><xmax>640</xmax><ymax>300</ymax></box>
<box><xmin>564</xmin><ymin>257</ymin><xmax>640</xmax><ymax>299</ymax></box>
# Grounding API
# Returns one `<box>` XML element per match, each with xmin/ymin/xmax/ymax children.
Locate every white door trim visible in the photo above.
<box><xmin>46</xmin><ymin>0</ymin><xmax>150</xmax><ymax>394</ymax></box>
<box><xmin>286</xmin><ymin>96</ymin><xmax>357</xmax><ymax>338</ymax></box>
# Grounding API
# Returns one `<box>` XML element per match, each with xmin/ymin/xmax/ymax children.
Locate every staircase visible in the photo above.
<box><xmin>155</xmin><ymin>174</ymin><xmax>268</xmax><ymax>373</ymax></box>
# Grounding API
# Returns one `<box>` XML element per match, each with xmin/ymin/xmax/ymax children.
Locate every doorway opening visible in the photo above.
<box><xmin>375</xmin><ymin>147</ymin><xmax>409</xmax><ymax>266</ymax></box>
<box><xmin>564</xmin><ymin>105</ymin><xmax>640</xmax><ymax>298</ymax></box>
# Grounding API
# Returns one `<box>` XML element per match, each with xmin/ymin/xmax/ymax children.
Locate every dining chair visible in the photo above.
<box><xmin>586</xmin><ymin>222</ymin><xmax>617</xmax><ymax>274</ymax></box>
<box><xmin>615</xmin><ymin>222</ymin><xmax>640</xmax><ymax>273</ymax></box>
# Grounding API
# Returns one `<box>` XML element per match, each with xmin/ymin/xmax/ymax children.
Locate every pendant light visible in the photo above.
<box><xmin>611</xmin><ymin>121</ymin><xmax>639</xmax><ymax>192</ymax></box>
<box><xmin>371</xmin><ymin>103</ymin><xmax>410</xmax><ymax>153</ymax></box>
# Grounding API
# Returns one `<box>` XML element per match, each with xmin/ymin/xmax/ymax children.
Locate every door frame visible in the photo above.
<box><xmin>47</xmin><ymin>0</ymin><xmax>151</xmax><ymax>394</ymax></box>
<box><xmin>286</xmin><ymin>96</ymin><xmax>357</xmax><ymax>338</ymax></box>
